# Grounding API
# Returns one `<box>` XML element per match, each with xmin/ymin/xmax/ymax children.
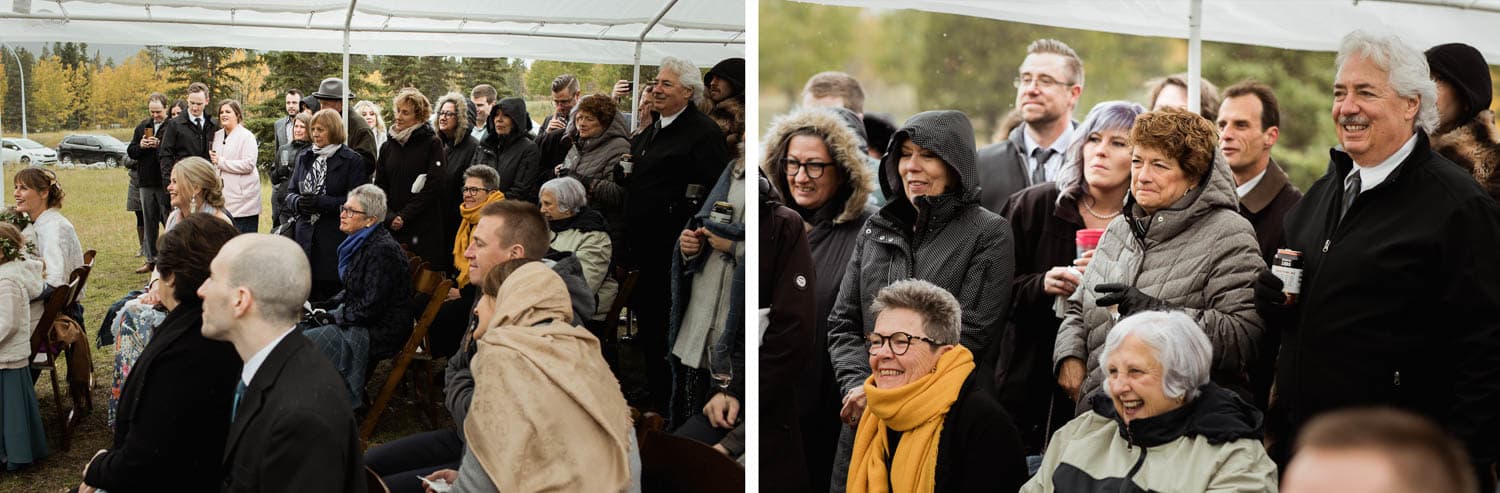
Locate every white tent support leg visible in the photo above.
<box><xmin>630</xmin><ymin>0</ymin><xmax>680</xmax><ymax>133</ymax></box>
<box><xmin>631</xmin><ymin>42</ymin><xmax>643</xmax><ymax>133</ymax></box>
<box><xmin>343</xmin><ymin>0</ymin><xmax>359</xmax><ymax>123</ymax></box>
<box><xmin>1187</xmin><ymin>0</ymin><xmax>1203</xmax><ymax>116</ymax></box>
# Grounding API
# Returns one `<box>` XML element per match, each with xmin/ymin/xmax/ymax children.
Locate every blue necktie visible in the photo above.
<box><xmin>231</xmin><ymin>380</ymin><xmax>247</xmax><ymax>422</ymax></box>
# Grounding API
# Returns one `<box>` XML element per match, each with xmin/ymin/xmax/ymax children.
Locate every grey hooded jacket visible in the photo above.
<box><xmin>1054</xmin><ymin>153</ymin><xmax>1264</xmax><ymax>408</ymax></box>
<box><xmin>826</xmin><ymin>110</ymin><xmax>1016</xmax><ymax>395</ymax></box>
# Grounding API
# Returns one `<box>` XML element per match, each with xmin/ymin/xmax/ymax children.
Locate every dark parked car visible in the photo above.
<box><xmin>58</xmin><ymin>134</ymin><xmax>128</xmax><ymax>166</ymax></box>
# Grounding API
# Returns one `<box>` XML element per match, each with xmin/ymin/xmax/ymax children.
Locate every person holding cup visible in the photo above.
<box><xmin>1054</xmin><ymin>107</ymin><xmax>1263</xmax><ymax>414</ymax></box>
<box><xmin>995</xmin><ymin>101</ymin><xmax>1144</xmax><ymax>455</ymax></box>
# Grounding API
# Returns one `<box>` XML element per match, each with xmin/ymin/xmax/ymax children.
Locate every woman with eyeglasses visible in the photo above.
<box><xmin>825</xmin><ymin>110</ymin><xmax>1016</xmax><ymax>492</ymax></box>
<box><xmin>302</xmin><ymin>183</ymin><xmax>415</xmax><ymax>408</ymax></box>
<box><xmin>848</xmin><ymin>279</ymin><xmax>1026</xmax><ymax>493</ymax></box>
<box><xmin>433</xmin><ymin>92</ymin><xmax>481</xmax><ymax>258</ymax></box>
<box><xmin>761</xmin><ymin>106</ymin><xmax>877</xmax><ymax>488</ymax></box>
<box><xmin>285</xmin><ymin>109</ymin><xmax>368</xmax><ymax>301</ymax></box>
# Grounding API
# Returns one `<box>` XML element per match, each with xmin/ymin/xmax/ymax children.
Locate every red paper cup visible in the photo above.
<box><xmin>1075</xmin><ymin>228</ymin><xmax>1105</xmax><ymax>258</ymax></box>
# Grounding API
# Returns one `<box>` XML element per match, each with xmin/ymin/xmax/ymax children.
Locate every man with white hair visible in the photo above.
<box><xmin>625</xmin><ymin>56</ymin><xmax>730</xmax><ymax>412</ymax></box>
<box><xmin>1260</xmin><ymin>30</ymin><xmax>1500</xmax><ymax>482</ymax></box>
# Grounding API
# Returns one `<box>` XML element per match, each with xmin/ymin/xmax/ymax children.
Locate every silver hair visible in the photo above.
<box><xmin>1098</xmin><ymin>311</ymin><xmax>1213</xmax><ymax>403</ymax></box>
<box><xmin>1336</xmin><ymin>30</ymin><xmax>1439</xmax><ymax>134</ymax></box>
<box><xmin>659</xmin><ymin>56</ymin><xmax>706</xmax><ymax>105</ymax></box>
<box><xmin>539</xmin><ymin>177</ymin><xmax>588</xmax><ymax>214</ymax></box>
<box><xmin>869</xmin><ymin>278</ymin><xmax>962</xmax><ymax>345</ymax></box>
<box><xmin>1056</xmin><ymin>101</ymin><xmax>1146</xmax><ymax>205</ymax></box>
<box><xmin>349</xmin><ymin>184</ymin><xmax>388</xmax><ymax>223</ymax></box>
<box><xmin>463</xmin><ymin>164</ymin><xmax>501</xmax><ymax>192</ymax></box>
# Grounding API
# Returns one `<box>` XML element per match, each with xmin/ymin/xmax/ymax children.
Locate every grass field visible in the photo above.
<box><xmin>0</xmin><ymin>163</ymin><xmax>446</xmax><ymax>492</ymax></box>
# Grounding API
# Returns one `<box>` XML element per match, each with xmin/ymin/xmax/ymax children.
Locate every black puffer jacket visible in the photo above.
<box><xmin>474</xmin><ymin>98</ymin><xmax>542</xmax><ymax>204</ymax></box>
<box><xmin>827</xmin><ymin>110</ymin><xmax>1016</xmax><ymax>396</ymax></box>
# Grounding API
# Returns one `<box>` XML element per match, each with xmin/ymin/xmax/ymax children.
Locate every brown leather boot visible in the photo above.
<box><xmin>134</xmin><ymin>262</ymin><xmax>154</xmax><ymax>274</ymax></box>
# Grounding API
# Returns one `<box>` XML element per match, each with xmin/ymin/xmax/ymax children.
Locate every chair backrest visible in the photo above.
<box><xmin>639</xmin><ymin>430</ymin><xmax>744</xmax><ymax>493</ymax></box>
<box><xmin>30</xmin><ymin>268</ymin><xmax>84</xmax><ymax>362</ymax></box>
<box><xmin>67</xmin><ymin>249</ymin><xmax>97</xmax><ymax>308</ymax></box>
<box><xmin>364</xmin><ymin>466</ymin><xmax>390</xmax><ymax>493</ymax></box>
<box><xmin>607</xmin><ymin>267</ymin><xmax>640</xmax><ymax>324</ymax></box>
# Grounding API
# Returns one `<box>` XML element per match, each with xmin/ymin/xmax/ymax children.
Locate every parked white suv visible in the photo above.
<box><xmin>1</xmin><ymin>138</ymin><xmax>60</xmax><ymax>165</ymax></box>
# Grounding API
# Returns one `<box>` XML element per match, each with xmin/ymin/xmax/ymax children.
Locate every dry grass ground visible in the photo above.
<box><xmin>0</xmin><ymin>163</ymin><xmax>447</xmax><ymax>492</ymax></box>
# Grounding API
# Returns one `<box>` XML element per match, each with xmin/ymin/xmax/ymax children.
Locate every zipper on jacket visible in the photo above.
<box><xmin>1124</xmin><ymin>424</ymin><xmax>1148</xmax><ymax>481</ymax></box>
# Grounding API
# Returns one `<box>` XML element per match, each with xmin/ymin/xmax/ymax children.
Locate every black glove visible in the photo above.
<box><xmin>296</xmin><ymin>193</ymin><xmax>320</xmax><ymax>215</ymax></box>
<box><xmin>271</xmin><ymin>165</ymin><xmax>291</xmax><ymax>184</ymax></box>
<box><xmin>306</xmin><ymin>308</ymin><xmax>336</xmax><ymax>327</ymax></box>
<box><xmin>1094</xmin><ymin>283</ymin><xmax>1174</xmax><ymax>316</ymax></box>
<box><xmin>1254</xmin><ymin>269</ymin><xmax>1298</xmax><ymax>329</ymax></box>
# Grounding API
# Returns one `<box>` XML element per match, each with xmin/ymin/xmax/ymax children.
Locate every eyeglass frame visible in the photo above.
<box><xmin>437</xmin><ymin>110</ymin><xmax>459</xmax><ymax>119</ymax></box>
<box><xmin>781</xmin><ymin>158</ymin><xmax>831</xmax><ymax>180</ymax></box>
<box><xmin>339</xmin><ymin>205</ymin><xmax>368</xmax><ymax>217</ymax></box>
<box><xmin>461</xmin><ymin>186</ymin><xmax>492</xmax><ymax>196</ymax></box>
<box><xmin>865</xmin><ymin>331</ymin><xmax>943</xmax><ymax>356</ymax></box>
<box><xmin>1012</xmin><ymin>74</ymin><xmax>1074</xmax><ymax>91</ymax></box>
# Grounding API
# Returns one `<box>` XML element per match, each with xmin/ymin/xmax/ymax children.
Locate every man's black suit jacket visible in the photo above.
<box><xmin>221</xmin><ymin>332</ymin><xmax>365</xmax><ymax>493</ymax></box>
<box><xmin>157</xmin><ymin>111</ymin><xmax>219</xmax><ymax>184</ymax></box>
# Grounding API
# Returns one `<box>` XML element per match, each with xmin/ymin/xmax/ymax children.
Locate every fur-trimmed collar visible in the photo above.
<box><xmin>761</xmin><ymin>108</ymin><xmax>875</xmax><ymax>225</ymax></box>
<box><xmin>1432</xmin><ymin>110</ymin><xmax>1500</xmax><ymax>200</ymax></box>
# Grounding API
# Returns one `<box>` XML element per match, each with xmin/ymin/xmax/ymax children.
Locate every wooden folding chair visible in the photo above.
<box><xmin>359</xmin><ymin>265</ymin><xmax>452</xmax><ymax>445</ymax></box>
<box><xmin>28</xmin><ymin>268</ymin><xmax>84</xmax><ymax>451</ymax></box>
<box><xmin>66</xmin><ymin>250</ymin><xmax>97</xmax><ymax>413</ymax></box>
<box><xmin>639</xmin><ymin>429</ymin><xmax>744</xmax><ymax>493</ymax></box>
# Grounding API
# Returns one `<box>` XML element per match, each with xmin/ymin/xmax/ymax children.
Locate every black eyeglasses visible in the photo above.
<box><xmin>782</xmin><ymin>158</ymin><xmax>831</xmax><ymax>179</ymax></box>
<box><xmin>461</xmin><ymin>187</ymin><xmax>491</xmax><ymax>195</ymax></box>
<box><xmin>339</xmin><ymin>205</ymin><xmax>367</xmax><ymax>217</ymax></box>
<box><xmin>437</xmin><ymin>111</ymin><xmax>458</xmax><ymax>118</ymax></box>
<box><xmin>866</xmin><ymin>331</ymin><xmax>942</xmax><ymax>356</ymax></box>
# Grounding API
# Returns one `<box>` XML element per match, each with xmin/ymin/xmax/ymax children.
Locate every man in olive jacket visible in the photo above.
<box><xmin>1262</xmin><ymin>32</ymin><xmax>1500</xmax><ymax>487</ymax></box>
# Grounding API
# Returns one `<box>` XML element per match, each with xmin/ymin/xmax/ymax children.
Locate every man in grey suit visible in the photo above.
<box><xmin>976</xmin><ymin>39</ymin><xmax>1084</xmax><ymax>213</ymax></box>
<box><xmin>271</xmin><ymin>89</ymin><xmax>301</xmax><ymax>229</ymax></box>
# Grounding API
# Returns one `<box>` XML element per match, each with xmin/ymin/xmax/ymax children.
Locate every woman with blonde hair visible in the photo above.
<box><xmin>355</xmin><ymin>100</ymin><xmax>388</xmax><ymax>152</ymax></box>
<box><xmin>167</xmin><ymin>157</ymin><xmax>232</xmax><ymax>226</ymax></box>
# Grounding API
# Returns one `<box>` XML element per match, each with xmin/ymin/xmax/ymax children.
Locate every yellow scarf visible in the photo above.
<box><xmin>452</xmin><ymin>190</ymin><xmax>505</xmax><ymax>287</ymax></box>
<box><xmin>848</xmin><ymin>345</ymin><xmax>974</xmax><ymax>493</ymax></box>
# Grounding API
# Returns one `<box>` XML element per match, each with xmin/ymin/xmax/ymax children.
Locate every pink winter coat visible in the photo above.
<box><xmin>212</xmin><ymin>125</ymin><xmax>261</xmax><ymax>218</ymax></box>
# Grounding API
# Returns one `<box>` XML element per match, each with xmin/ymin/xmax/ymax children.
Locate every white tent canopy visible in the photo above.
<box><xmin>0</xmin><ymin>0</ymin><xmax>744</xmax><ymax>65</ymax></box>
<box><xmin>794</xmin><ymin>0</ymin><xmax>1500</xmax><ymax>63</ymax></box>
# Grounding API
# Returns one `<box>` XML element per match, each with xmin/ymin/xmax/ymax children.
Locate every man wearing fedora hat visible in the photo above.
<box><xmin>312</xmin><ymin>77</ymin><xmax>378</xmax><ymax>176</ymax></box>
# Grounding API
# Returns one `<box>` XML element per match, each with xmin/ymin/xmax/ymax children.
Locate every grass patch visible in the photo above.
<box><xmin>0</xmin><ymin>163</ymin><xmax>448</xmax><ymax>492</ymax></box>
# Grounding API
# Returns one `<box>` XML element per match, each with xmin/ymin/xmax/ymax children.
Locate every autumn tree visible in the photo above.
<box><xmin>29</xmin><ymin>56</ymin><xmax>80</xmax><ymax>132</ymax></box>
<box><xmin>163</xmin><ymin>46</ymin><xmax>256</xmax><ymax>101</ymax></box>
<box><xmin>221</xmin><ymin>49</ymin><xmax>273</xmax><ymax>109</ymax></box>
<box><xmin>90</xmin><ymin>50</ymin><xmax>167</xmax><ymax>128</ymax></box>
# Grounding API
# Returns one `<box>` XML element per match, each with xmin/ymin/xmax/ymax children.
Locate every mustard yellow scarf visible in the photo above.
<box><xmin>848</xmin><ymin>345</ymin><xmax>974</xmax><ymax>493</ymax></box>
<box><xmin>452</xmin><ymin>190</ymin><xmax>506</xmax><ymax>287</ymax></box>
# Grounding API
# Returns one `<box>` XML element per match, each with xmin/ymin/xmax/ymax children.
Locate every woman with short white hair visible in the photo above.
<box><xmin>1024</xmin><ymin>311</ymin><xmax>1277</xmax><ymax>492</ymax></box>
<box><xmin>539</xmin><ymin>177</ymin><xmax>616</xmax><ymax>327</ymax></box>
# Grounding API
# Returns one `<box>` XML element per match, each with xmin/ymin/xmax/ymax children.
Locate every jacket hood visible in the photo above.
<box><xmin>0</xmin><ymin>257</ymin><xmax>45</xmax><ymax>301</ymax></box>
<box><xmin>1088</xmin><ymin>382</ymin><xmax>1263</xmax><ymax>447</ymax></box>
<box><xmin>879</xmin><ymin>110</ymin><xmax>979</xmax><ymax>204</ymax></box>
<box><xmin>1124</xmin><ymin>149</ymin><xmax>1239</xmax><ymax>244</ymax></box>
<box><xmin>762</xmin><ymin>107</ymin><xmax>875</xmax><ymax>225</ymax></box>
<box><xmin>486</xmin><ymin>97</ymin><xmax>533</xmax><ymax>140</ymax></box>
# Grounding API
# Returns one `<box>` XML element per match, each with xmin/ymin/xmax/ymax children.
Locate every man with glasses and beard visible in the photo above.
<box><xmin>977</xmin><ymin>39</ymin><xmax>1084</xmax><ymax>213</ymax></box>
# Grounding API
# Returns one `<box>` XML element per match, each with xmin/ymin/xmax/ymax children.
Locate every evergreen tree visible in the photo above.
<box><xmin>1</xmin><ymin>46</ymin><xmax>36</xmax><ymax>134</ymax></box>
<box><xmin>162</xmin><ymin>46</ymin><xmax>257</xmax><ymax>101</ymax></box>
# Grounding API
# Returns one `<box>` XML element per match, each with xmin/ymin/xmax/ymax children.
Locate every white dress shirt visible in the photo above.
<box><xmin>1345</xmin><ymin>133</ymin><xmax>1418</xmax><ymax>193</ymax></box>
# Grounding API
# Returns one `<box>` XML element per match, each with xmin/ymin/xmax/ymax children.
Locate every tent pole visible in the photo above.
<box><xmin>630</xmin><ymin>0</ymin><xmax>678</xmax><ymax>133</ymax></box>
<box><xmin>631</xmin><ymin>43</ymin><xmax>642</xmax><ymax>133</ymax></box>
<box><xmin>1187</xmin><ymin>0</ymin><xmax>1202</xmax><ymax>115</ymax></box>
<box><xmin>343</xmin><ymin>0</ymin><xmax>359</xmax><ymax>123</ymax></box>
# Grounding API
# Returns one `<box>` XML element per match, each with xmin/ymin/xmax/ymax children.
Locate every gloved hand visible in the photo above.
<box><xmin>307</xmin><ymin>308</ymin><xmax>336</xmax><ymax>327</ymax></box>
<box><xmin>296</xmin><ymin>193</ymin><xmax>320</xmax><ymax>215</ymax></box>
<box><xmin>271</xmin><ymin>165</ymin><xmax>291</xmax><ymax>184</ymax></box>
<box><xmin>1253</xmin><ymin>269</ymin><xmax>1298</xmax><ymax>330</ymax></box>
<box><xmin>1094</xmin><ymin>283</ymin><xmax>1174</xmax><ymax>316</ymax></box>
